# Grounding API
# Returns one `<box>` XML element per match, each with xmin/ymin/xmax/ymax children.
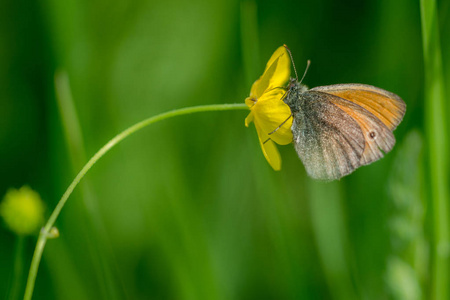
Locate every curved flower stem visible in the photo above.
<box><xmin>23</xmin><ymin>103</ymin><xmax>248</xmax><ymax>300</ymax></box>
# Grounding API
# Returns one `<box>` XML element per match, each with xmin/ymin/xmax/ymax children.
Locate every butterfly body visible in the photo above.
<box><xmin>284</xmin><ymin>80</ymin><xmax>406</xmax><ymax>181</ymax></box>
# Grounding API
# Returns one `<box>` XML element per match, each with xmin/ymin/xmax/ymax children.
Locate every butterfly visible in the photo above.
<box><xmin>283</xmin><ymin>57</ymin><xmax>406</xmax><ymax>180</ymax></box>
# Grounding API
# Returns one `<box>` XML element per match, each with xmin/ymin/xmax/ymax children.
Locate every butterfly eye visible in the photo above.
<box><xmin>369</xmin><ymin>131</ymin><xmax>376</xmax><ymax>139</ymax></box>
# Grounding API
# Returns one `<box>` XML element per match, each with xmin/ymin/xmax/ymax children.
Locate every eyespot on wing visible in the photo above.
<box><xmin>309</xmin><ymin>91</ymin><xmax>396</xmax><ymax>166</ymax></box>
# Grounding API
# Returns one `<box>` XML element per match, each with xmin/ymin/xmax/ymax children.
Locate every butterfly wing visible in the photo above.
<box><xmin>310</xmin><ymin>84</ymin><xmax>406</xmax><ymax>130</ymax></box>
<box><xmin>292</xmin><ymin>92</ymin><xmax>366</xmax><ymax>180</ymax></box>
<box><xmin>310</xmin><ymin>84</ymin><xmax>406</xmax><ymax>165</ymax></box>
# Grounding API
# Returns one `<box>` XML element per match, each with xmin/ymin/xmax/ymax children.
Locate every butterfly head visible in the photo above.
<box><xmin>283</xmin><ymin>79</ymin><xmax>308</xmax><ymax>111</ymax></box>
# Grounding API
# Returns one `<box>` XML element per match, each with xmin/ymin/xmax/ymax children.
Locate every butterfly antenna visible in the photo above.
<box><xmin>283</xmin><ymin>45</ymin><xmax>298</xmax><ymax>80</ymax></box>
<box><xmin>298</xmin><ymin>60</ymin><xmax>311</xmax><ymax>85</ymax></box>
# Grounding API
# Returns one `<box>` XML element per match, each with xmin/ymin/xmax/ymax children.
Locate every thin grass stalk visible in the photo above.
<box><xmin>307</xmin><ymin>180</ymin><xmax>357</xmax><ymax>300</ymax></box>
<box><xmin>8</xmin><ymin>236</ymin><xmax>25</xmax><ymax>300</ymax></box>
<box><xmin>420</xmin><ymin>0</ymin><xmax>450</xmax><ymax>299</ymax></box>
<box><xmin>54</xmin><ymin>71</ymin><xmax>122</xmax><ymax>299</ymax></box>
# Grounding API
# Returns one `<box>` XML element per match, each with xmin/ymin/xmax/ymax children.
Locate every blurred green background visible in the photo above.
<box><xmin>1</xmin><ymin>0</ymin><xmax>449</xmax><ymax>299</ymax></box>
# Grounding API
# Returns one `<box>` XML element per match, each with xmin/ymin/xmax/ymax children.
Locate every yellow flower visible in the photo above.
<box><xmin>0</xmin><ymin>186</ymin><xmax>45</xmax><ymax>235</ymax></box>
<box><xmin>245</xmin><ymin>46</ymin><xmax>293</xmax><ymax>170</ymax></box>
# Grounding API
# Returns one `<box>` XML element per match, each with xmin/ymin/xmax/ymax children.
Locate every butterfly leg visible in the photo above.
<box><xmin>268</xmin><ymin>114</ymin><xmax>293</xmax><ymax>135</ymax></box>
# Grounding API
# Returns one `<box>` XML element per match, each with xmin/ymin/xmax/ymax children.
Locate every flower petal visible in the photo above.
<box><xmin>245</xmin><ymin>97</ymin><xmax>255</xmax><ymax>108</ymax></box>
<box><xmin>251</xmin><ymin>46</ymin><xmax>291</xmax><ymax>98</ymax></box>
<box><xmin>265</xmin><ymin>46</ymin><xmax>289</xmax><ymax>73</ymax></box>
<box><xmin>258</xmin><ymin>136</ymin><xmax>281</xmax><ymax>171</ymax></box>
<box><xmin>245</xmin><ymin>111</ymin><xmax>254</xmax><ymax>127</ymax></box>
<box><xmin>244</xmin><ymin>46</ymin><xmax>294</xmax><ymax>171</ymax></box>
<box><xmin>252</xmin><ymin>89</ymin><xmax>293</xmax><ymax>145</ymax></box>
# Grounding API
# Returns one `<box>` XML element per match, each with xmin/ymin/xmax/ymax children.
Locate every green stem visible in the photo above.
<box><xmin>23</xmin><ymin>103</ymin><xmax>248</xmax><ymax>300</ymax></box>
<box><xmin>9</xmin><ymin>236</ymin><xmax>25</xmax><ymax>300</ymax></box>
<box><xmin>420</xmin><ymin>0</ymin><xmax>450</xmax><ymax>299</ymax></box>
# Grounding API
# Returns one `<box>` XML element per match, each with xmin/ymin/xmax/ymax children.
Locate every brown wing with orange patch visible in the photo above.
<box><xmin>307</xmin><ymin>84</ymin><xmax>405</xmax><ymax>166</ymax></box>
<box><xmin>310</xmin><ymin>84</ymin><xmax>406</xmax><ymax>130</ymax></box>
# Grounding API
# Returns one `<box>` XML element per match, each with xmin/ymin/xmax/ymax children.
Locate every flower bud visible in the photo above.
<box><xmin>0</xmin><ymin>186</ymin><xmax>45</xmax><ymax>235</ymax></box>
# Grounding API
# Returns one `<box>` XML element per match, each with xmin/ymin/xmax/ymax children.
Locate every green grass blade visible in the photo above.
<box><xmin>54</xmin><ymin>71</ymin><xmax>123</xmax><ymax>299</ymax></box>
<box><xmin>420</xmin><ymin>0</ymin><xmax>450</xmax><ymax>299</ymax></box>
<box><xmin>240</xmin><ymin>0</ymin><xmax>260</xmax><ymax>88</ymax></box>
<box><xmin>307</xmin><ymin>180</ymin><xmax>358</xmax><ymax>300</ymax></box>
<box><xmin>7</xmin><ymin>236</ymin><xmax>25</xmax><ymax>300</ymax></box>
<box><xmin>386</xmin><ymin>130</ymin><xmax>426</xmax><ymax>299</ymax></box>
